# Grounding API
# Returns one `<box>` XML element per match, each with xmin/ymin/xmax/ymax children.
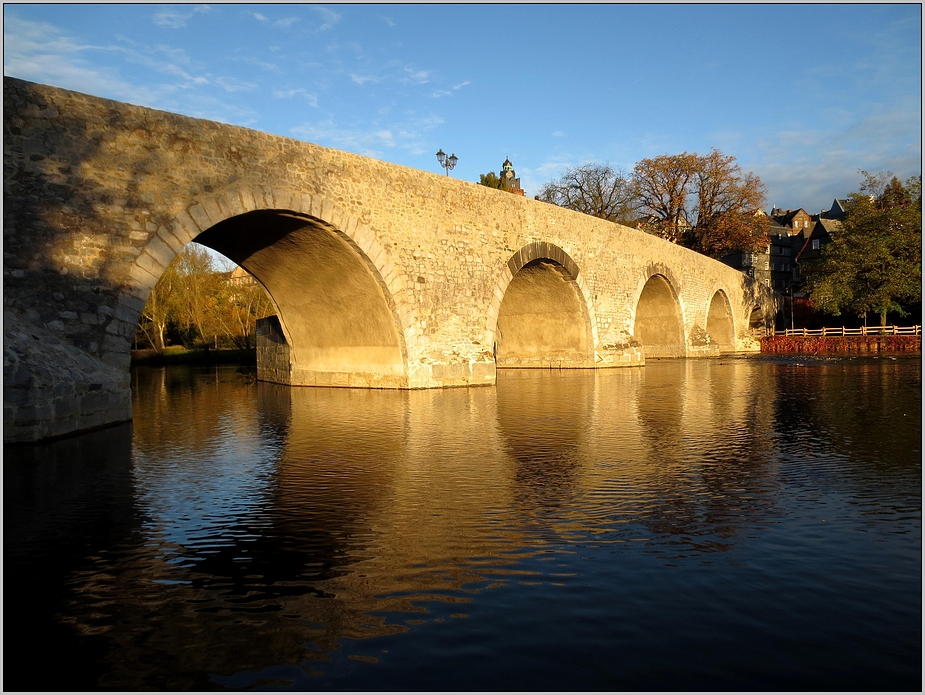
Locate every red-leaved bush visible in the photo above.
<box><xmin>760</xmin><ymin>335</ymin><xmax>921</xmax><ymax>354</ymax></box>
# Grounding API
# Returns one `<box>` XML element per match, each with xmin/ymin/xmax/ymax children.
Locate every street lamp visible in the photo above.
<box><xmin>435</xmin><ymin>149</ymin><xmax>458</xmax><ymax>176</ymax></box>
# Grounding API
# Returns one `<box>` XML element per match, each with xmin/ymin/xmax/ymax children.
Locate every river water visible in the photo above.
<box><xmin>4</xmin><ymin>356</ymin><xmax>921</xmax><ymax>691</ymax></box>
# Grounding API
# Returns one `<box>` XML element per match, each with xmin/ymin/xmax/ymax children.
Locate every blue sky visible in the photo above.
<box><xmin>4</xmin><ymin>3</ymin><xmax>921</xmax><ymax>214</ymax></box>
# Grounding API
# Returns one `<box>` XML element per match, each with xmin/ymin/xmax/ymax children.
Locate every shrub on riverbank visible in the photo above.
<box><xmin>761</xmin><ymin>335</ymin><xmax>921</xmax><ymax>354</ymax></box>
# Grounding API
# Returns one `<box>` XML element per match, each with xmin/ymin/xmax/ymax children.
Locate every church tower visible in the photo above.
<box><xmin>500</xmin><ymin>157</ymin><xmax>525</xmax><ymax>196</ymax></box>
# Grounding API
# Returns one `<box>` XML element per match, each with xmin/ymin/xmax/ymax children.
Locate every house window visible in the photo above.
<box><xmin>764</xmin><ymin>261</ymin><xmax>769</xmax><ymax>270</ymax></box>
<box><xmin>812</xmin><ymin>239</ymin><xmax>820</xmax><ymax>250</ymax></box>
<box><xmin>770</xmin><ymin>262</ymin><xmax>776</xmax><ymax>271</ymax></box>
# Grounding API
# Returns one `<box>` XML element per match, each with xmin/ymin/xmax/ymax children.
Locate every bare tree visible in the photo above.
<box><xmin>137</xmin><ymin>260</ymin><xmax>180</xmax><ymax>352</ymax></box>
<box><xmin>537</xmin><ymin>163</ymin><xmax>638</xmax><ymax>225</ymax></box>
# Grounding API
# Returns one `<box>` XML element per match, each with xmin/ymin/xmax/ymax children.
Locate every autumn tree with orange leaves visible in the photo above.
<box><xmin>633</xmin><ymin>149</ymin><xmax>769</xmax><ymax>259</ymax></box>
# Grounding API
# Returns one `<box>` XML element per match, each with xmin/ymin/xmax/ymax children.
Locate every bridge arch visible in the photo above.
<box><xmin>633</xmin><ymin>264</ymin><xmax>686</xmax><ymax>358</ymax></box>
<box><xmin>121</xmin><ymin>186</ymin><xmax>412</xmax><ymax>387</ymax></box>
<box><xmin>706</xmin><ymin>288</ymin><xmax>737</xmax><ymax>352</ymax></box>
<box><xmin>488</xmin><ymin>242</ymin><xmax>598</xmax><ymax>368</ymax></box>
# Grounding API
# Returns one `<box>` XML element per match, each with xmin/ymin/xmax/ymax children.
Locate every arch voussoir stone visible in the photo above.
<box><xmin>239</xmin><ymin>186</ymin><xmax>258</xmax><ymax>212</ymax></box>
<box><xmin>143</xmin><ymin>234</ymin><xmax>174</xmax><ymax>269</ymax></box>
<box><xmin>173</xmin><ymin>208</ymin><xmax>202</xmax><ymax>241</ymax></box>
<box><xmin>157</xmin><ymin>226</ymin><xmax>186</xmax><ymax>254</ymax></box>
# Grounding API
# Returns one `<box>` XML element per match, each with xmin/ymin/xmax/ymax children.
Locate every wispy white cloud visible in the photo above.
<box><xmin>291</xmin><ymin>113</ymin><xmax>444</xmax><ymax>157</ymax></box>
<box><xmin>3</xmin><ymin>16</ymin><xmax>260</xmax><ymax>127</ymax></box>
<box><xmin>214</xmin><ymin>76</ymin><xmax>257</xmax><ymax>93</ymax></box>
<box><xmin>748</xmin><ymin>101</ymin><xmax>921</xmax><ymax>211</ymax></box>
<box><xmin>551</xmin><ymin>131</ymin><xmax>566</xmax><ymax>138</ymax></box>
<box><xmin>432</xmin><ymin>80</ymin><xmax>470</xmax><ymax>98</ymax></box>
<box><xmin>249</xmin><ymin>11</ymin><xmax>298</xmax><ymax>27</ymax></box>
<box><xmin>153</xmin><ymin>4</ymin><xmax>211</xmax><ymax>29</ymax></box>
<box><xmin>402</xmin><ymin>68</ymin><xmax>430</xmax><ymax>84</ymax></box>
<box><xmin>312</xmin><ymin>7</ymin><xmax>341</xmax><ymax>32</ymax></box>
<box><xmin>351</xmin><ymin>73</ymin><xmax>382</xmax><ymax>85</ymax></box>
<box><xmin>381</xmin><ymin>16</ymin><xmax>396</xmax><ymax>28</ymax></box>
<box><xmin>272</xmin><ymin>87</ymin><xmax>318</xmax><ymax>108</ymax></box>
<box><xmin>4</xmin><ymin>16</ymin><xmax>161</xmax><ymax>104</ymax></box>
<box><xmin>229</xmin><ymin>56</ymin><xmax>279</xmax><ymax>73</ymax></box>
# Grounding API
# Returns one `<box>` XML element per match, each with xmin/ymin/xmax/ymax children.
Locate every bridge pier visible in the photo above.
<box><xmin>4</xmin><ymin>311</ymin><xmax>131</xmax><ymax>443</ymax></box>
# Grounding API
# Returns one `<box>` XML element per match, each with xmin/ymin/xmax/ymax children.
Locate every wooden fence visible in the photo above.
<box><xmin>772</xmin><ymin>326</ymin><xmax>921</xmax><ymax>337</ymax></box>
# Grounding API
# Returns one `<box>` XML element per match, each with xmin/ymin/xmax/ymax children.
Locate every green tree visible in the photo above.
<box><xmin>803</xmin><ymin>172</ymin><xmax>922</xmax><ymax>328</ymax></box>
<box><xmin>536</xmin><ymin>163</ymin><xmax>638</xmax><ymax>224</ymax></box>
<box><xmin>478</xmin><ymin>171</ymin><xmax>505</xmax><ymax>189</ymax></box>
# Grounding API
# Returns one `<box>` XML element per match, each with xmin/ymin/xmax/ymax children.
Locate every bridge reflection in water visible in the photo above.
<box><xmin>4</xmin><ymin>358</ymin><xmax>921</xmax><ymax>691</ymax></box>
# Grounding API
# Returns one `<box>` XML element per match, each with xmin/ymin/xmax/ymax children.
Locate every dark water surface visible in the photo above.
<box><xmin>5</xmin><ymin>356</ymin><xmax>921</xmax><ymax>691</ymax></box>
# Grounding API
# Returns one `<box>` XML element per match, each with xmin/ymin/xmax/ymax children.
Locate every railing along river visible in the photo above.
<box><xmin>773</xmin><ymin>325</ymin><xmax>921</xmax><ymax>336</ymax></box>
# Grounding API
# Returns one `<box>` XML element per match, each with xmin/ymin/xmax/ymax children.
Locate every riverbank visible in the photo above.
<box><xmin>761</xmin><ymin>334</ymin><xmax>921</xmax><ymax>355</ymax></box>
<box><xmin>131</xmin><ymin>346</ymin><xmax>256</xmax><ymax>366</ymax></box>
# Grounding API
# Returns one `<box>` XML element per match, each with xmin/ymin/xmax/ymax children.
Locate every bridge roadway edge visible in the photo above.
<box><xmin>2</xmin><ymin>77</ymin><xmax>776</xmax><ymax>443</ymax></box>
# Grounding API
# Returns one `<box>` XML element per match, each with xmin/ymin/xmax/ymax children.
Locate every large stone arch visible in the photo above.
<box><xmin>487</xmin><ymin>242</ymin><xmax>598</xmax><ymax>368</ymax></box>
<box><xmin>705</xmin><ymin>288</ymin><xmax>737</xmax><ymax>353</ymax></box>
<box><xmin>632</xmin><ymin>264</ymin><xmax>686</xmax><ymax>358</ymax></box>
<box><xmin>118</xmin><ymin>186</ymin><xmax>413</xmax><ymax>387</ymax></box>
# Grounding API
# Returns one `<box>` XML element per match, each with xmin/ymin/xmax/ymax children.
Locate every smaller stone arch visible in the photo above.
<box><xmin>706</xmin><ymin>289</ymin><xmax>737</xmax><ymax>352</ymax></box>
<box><xmin>488</xmin><ymin>242</ymin><xmax>598</xmax><ymax>368</ymax></box>
<box><xmin>633</xmin><ymin>268</ymin><xmax>686</xmax><ymax>358</ymax></box>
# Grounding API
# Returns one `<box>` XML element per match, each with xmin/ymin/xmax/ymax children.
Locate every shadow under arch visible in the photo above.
<box><xmin>489</xmin><ymin>242</ymin><xmax>597</xmax><ymax>368</ymax></box>
<box><xmin>633</xmin><ymin>269</ymin><xmax>686</xmax><ymax>358</ymax></box>
<box><xmin>706</xmin><ymin>289</ymin><xmax>737</xmax><ymax>352</ymax></box>
<box><xmin>125</xmin><ymin>189</ymin><xmax>411</xmax><ymax>388</ymax></box>
<box><xmin>748</xmin><ymin>304</ymin><xmax>772</xmax><ymax>337</ymax></box>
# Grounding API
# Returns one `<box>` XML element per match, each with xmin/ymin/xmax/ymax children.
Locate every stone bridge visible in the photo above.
<box><xmin>3</xmin><ymin>77</ymin><xmax>776</xmax><ymax>443</ymax></box>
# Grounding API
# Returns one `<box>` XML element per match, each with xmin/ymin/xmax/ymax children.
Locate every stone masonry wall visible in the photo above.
<box><xmin>255</xmin><ymin>316</ymin><xmax>291</xmax><ymax>385</ymax></box>
<box><xmin>3</xmin><ymin>77</ymin><xmax>775</xmax><ymax>442</ymax></box>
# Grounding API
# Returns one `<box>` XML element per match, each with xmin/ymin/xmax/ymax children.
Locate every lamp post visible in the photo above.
<box><xmin>435</xmin><ymin>149</ymin><xmax>458</xmax><ymax>176</ymax></box>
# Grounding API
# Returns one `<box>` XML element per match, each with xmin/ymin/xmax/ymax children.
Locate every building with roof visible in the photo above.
<box><xmin>770</xmin><ymin>207</ymin><xmax>814</xmax><ymax>234</ymax></box>
<box><xmin>500</xmin><ymin>158</ymin><xmax>525</xmax><ymax>196</ymax></box>
<box><xmin>795</xmin><ymin>217</ymin><xmax>840</xmax><ymax>265</ymax></box>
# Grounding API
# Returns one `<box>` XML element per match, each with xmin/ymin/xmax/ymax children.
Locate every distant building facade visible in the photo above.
<box><xmin>722</xmin><ymin>199</ymin><xmax>846</xmax><ymax>296</ymax></box>
<box><xmin>227</xmin><ymin>265</ymin><xmax>257</xmax><ymax>287</ymax></box>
